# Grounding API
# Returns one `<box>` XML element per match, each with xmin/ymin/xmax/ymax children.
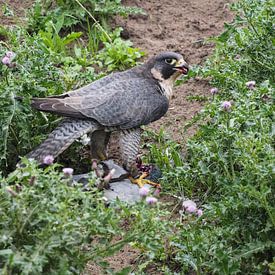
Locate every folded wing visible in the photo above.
<box><xmin>31</xmin><ymin>77</ymin><xmax>169</xmax><ymax>129</ymax></box>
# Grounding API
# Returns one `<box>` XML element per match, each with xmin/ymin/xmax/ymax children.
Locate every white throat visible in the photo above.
<box><xmin>151</xmin><ymin>68</ymin><xmax>179</xmax><ymax>100</ymax></box>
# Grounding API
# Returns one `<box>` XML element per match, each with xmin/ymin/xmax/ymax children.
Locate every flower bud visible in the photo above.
<box><xmin>210</xmin><ymin>87</ymin><xmax>218</xmax><ymax>95</ymax></box>
<box><xmin>62</xmin><ymin>167</ymin><xmax>74</xmax><ymax>177</ymax></box>
<box><xmin>146</xmin><ymin>196</ymin><xmax>158</xmax><ymax>205</ymax></box>
<box><xmin>186</xmin><ymin>205</ymin><xmax>197</xmax><ymax>213</ymax></box>
<box><xmin>245</xmin><ymin>81</ymin><xmax>256</xmax><ymax>90</ymax></box>
<box><xmin>2</xmin><ymin>56</ymin><xmax>11</xmax><ymax>65</ymax></box>
<box><xmin>221</xmin><ymin>101</ymin><xmax>232</xmax><ymax>111</ymax></box>
<box><xmin>5</xmin><ymin>51</ymin><xmax>15</xmax><ymax>59</ymax></box>
<box><xmin>153</xmin><ymin>188</ymin><xmax>161</xmax><ymax>197</ymax></box>
<box><xmin>197</xmin><ymin>209</ymin><xmax>203</xmax><ymax>217</ymax></box>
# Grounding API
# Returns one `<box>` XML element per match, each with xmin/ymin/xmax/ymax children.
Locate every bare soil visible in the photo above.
<box><xmin>0</xmin><ymin>0</ymin><xmax>233</xmax><ymax>273</ymax></box>
<box><xmin>0</xmin><ymin>0</ymin><xmax>31</xmax><ymax>25</ymax></box>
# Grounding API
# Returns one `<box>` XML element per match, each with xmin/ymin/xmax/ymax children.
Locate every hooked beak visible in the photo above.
<box><xmin>174</xmin><ymin>59</ymin><xmax>189</xmax><ymax>75</ymax></box>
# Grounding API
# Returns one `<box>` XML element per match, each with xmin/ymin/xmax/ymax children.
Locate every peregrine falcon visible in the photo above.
<box><xmin>26</xmin><ymin>52</ymin><xmax>189</xmax><ymax>181</ymax></box>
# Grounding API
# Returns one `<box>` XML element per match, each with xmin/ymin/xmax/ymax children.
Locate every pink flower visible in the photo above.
<box><xmin>246</xmin><ymin>81</ymin><xmax>256</xmax><ymax>90</ymax></box>
<box><xmin>221</xmin><ymin>101</ymin><xmax>232</xmax><ymax>111</ymax></box>
<box><xmin>139</xmin><ymin>186</ymin><xmax>150</xmax><ymax>197</ymax></box>
<box><xmin>62</xmin><ymin>168</ymin><xmax>74</xmax><ymax>177</ymax></box>
<box><xmin>146</xmin><ymin>196</ymin><xmax>158</xmax><ymax>205</ymax></box>
<box><xmin>182</xmin><ymin>199</ymin><xmax>196</xmax><ymax>209</ymax></box>
<box><xmin>197</xmin><ymin>209</ymin><xmax>203</xmax><ymax>217</ymax></box>
<box><xmin>43</xmin><ymin>155</ymin><xmax>54</xmax><ymax>165</ymax></box>
<box><xmin>5</xmin><ymin>51</ymin><xmax>15</xmax><ymax>59</ymax></box>
<box><xmin>182</xmin><ymin>199</ymin><xmax>197</xmax><ymax>214</ymax></box>
<box><xmin>186</xmin><ymin>205</ymin><xmax>197</xmax><ymax>213</ymax></box>
<box><xmin>2</xmin><ymin>56</ymin><xmax>11</xmax><ymax>65</ymax></box>
<box><xmin>210</xmin><ymin>87</ymin><xmax>218</xmax><ymax>95</ymax></box>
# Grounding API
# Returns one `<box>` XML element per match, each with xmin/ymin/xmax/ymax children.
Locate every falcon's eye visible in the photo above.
<box><xmin>165</xmin><ymin>58</ymin><xmax>176</xmax><ymax>65</ymax></box>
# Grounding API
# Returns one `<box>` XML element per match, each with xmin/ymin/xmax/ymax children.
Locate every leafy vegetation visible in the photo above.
<box><xmin>0</xmin><ymin>0</ymin><xmax>274</xmax><ymax>274</ymax></box>
<box><xmin>0</xmin><ymin>159</ymin><xmax>170</xmax><ymax>274</ymax></box>
<box><xmin>144</xmin><ymin>0</ymin><xmax>274</xmax><ymax>273</ymax></box>
<box><xmin>0</xmin><ymin>2</ymin><xmax>144</xmax><ymax>175</ymax></box>
<box><xmin>27</xmin><ymin>0</ymin><xmax>144</xmax><ymax>31</ymax></box>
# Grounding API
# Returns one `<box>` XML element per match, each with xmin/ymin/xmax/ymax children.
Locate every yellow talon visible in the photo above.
<box><xmin>129</xmin><ymin>172</ymin><xmax>161</xmax><ymax>188</ymax></box>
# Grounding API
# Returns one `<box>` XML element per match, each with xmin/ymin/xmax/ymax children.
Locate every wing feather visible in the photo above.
<box><xmin>31</xmin><ymin>73</ymin><xmax>169</xmax><ymax>129</ymax></box>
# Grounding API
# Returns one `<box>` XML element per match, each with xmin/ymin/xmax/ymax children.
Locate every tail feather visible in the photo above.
<box><xmin>25</xmin><ymin>119</ymin><xmax>100</xmax><ymax>164</ymax></box>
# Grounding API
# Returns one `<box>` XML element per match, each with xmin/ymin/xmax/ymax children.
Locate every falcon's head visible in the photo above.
<box><xmin>148</xmin><ymin>52</ymin><xmax>189</xmax><ymax>82</ymax></box>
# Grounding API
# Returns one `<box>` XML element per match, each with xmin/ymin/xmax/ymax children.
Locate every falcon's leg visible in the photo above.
<box><xmin>119</xmin><ymin>128</ymin><xmax>160</xmax><ymax>188</ymax></box>
<box><xmin>119</xmin><ymin>128</ymin><xmax>141</xmax><ymax>177</ymax></box>
<box><xmin>90</xmin><ymin>130</ymin><xmax>111</xmax><ymax>161</ymax></box>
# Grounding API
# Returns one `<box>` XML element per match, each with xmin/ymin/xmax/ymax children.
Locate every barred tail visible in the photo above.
<box><xmin>25</xmin><ymin>119</ymin><xmax>99</xmax><ymax>164</ymax></box>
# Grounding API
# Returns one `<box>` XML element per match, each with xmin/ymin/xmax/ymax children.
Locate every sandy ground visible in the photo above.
<box><xmin>0</xmin><ymin>0</ymin><xmax>233</xmax><ymax>273</ymax></box>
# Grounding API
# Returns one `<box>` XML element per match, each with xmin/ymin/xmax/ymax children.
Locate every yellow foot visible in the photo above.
<box><xmin>129</xmin><ymin>172</ymin><xmax>161</xmax><ymax>188</ymax></box>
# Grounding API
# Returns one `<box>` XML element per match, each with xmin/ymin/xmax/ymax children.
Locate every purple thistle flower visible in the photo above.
<box><xmin>139</xmin><ymin>186</ymin><xmax>150</xmax><ymax>197</ymax></box>
<box><xmin>183</xmin><ymin>200</ymin><xmax>198</xmax><ymax>214</ymax></box>
<box><xmin>186</xmin><ymin>205</ymin><xmax>197</xmax><ymax>213</ymax></box>
<box><xmin>182</xmin><ymin>199</ymin><xmax>196</xmax><ymax>209</ymax></box>
<box><xmin>2</xmin><ymin>56</ymin><xmax>11</xmax><ymax>65</ymax></box>
<box><xmin>246</xmin><ymin>81</ymin><xmax>256</xmax><ymax>90</ymax></box>
<box><xmin>221</xmin><ymin>101</ymin><xmax>232</xmax><ymax>111</ymax></box>
<box><xmin>210</xmin><ymin>87</ymin><xmax>218</xmax><ymax>95</ymax></box>
<box><xmin>62</xmin><ymin>167</ymin><xmax>74</xmax><ymax>177</ymax></box>
<box><xmin>146</xmin><ymin>196</ymin><xmax>158</xmax><ymax>205</ymax></box>
<box><xmin>5</xmin><ymin>51</ymin><xmax>15</xmax><ymax>59</ymax></box>
<box><xmin>43</xmin><ymin>155</ymin><xmax>54</xmax><ymax>165</ymax></box>
<box><xmin>197</xmin><ymin>209</ymin><xmax>203</xmax><ymax>217</ymax></box>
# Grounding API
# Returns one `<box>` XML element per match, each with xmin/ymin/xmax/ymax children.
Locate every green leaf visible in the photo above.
<box><xmin>63</xmin><ymin>32</ymin><xmax>82</xmax><ymax>45</ymax></box>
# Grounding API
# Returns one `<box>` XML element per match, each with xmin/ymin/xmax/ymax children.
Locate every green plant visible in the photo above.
<box><xmin>27</xmin><ymin>0</ymin><xmax>144</xmax><ymax>31</ymax></box>
<box><xmin>0</xmin><ymin>159</ymin><xmax>170</xmax><ymax>274</ymax></box>
<box><xmin>0</xmin><ymin>29</ymin><xmax>65</xmax><ymax>173</ymax></box>
<box><xmin>0</xmin><ymin>20</ymin><xmax>143</xmax><ymax>176</ymax></box>
<box><xmin>38</xmin><ymin>17</ymin><xmax>82</xmax><ymax>56</ymax></box>
<box><xmin>97</xmin><ymin>28</ymin><xmax>145</xmax><ymax>71</ymax></box>
<box><xmin>0</xmin><ymin>26</ymin><xmax>9</xmax><ymax>41</ymax></box>
<box><xmin>141</xmin><ymin>0</ymin><xmax>274</xmax><ymax>273</ymax></box>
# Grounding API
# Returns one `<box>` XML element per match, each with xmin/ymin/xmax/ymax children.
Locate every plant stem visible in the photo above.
<box><xmin>74</xmin><ymin>0</ymin><xmax>112</xmax><ymax>43</ymax></box>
